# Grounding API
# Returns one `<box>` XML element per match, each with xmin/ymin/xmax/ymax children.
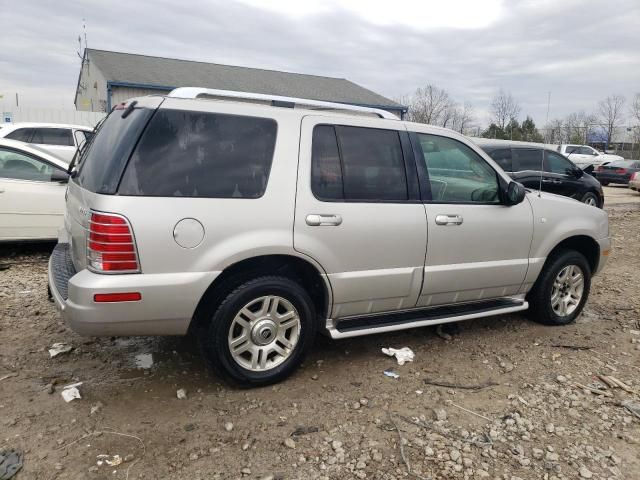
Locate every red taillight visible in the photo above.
<box><xmin>632</xmin><ymin>172</ymin><xmax>639</xmax><ymax>180</ymax></box>
<box><xmin>615</xmin><ymin>168</ymin><xmax>627</xmax><ymax>174</ymax></box>
<box><xmin>94</xmin><ymin>292</ymin><xmax>142</xmax><ymax>303</ymax></box>
<box><xmin>88</xmin><ymin>211</ymin><xmax>140</xmax><ymax>272</ymax></box>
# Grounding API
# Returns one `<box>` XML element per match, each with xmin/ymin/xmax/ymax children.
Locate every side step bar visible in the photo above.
<box><xmin>327</xmin><ymin>298</ymin><xmax>528</xmax><ymax>339</ymax></box>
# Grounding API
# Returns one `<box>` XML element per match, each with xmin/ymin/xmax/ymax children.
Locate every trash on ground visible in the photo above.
<box><xmin>176</xmin><ymin>388</ymin><xmax>187</xmax><ymax>400</ymax></box>
<box><xmin>61</xmin><ymin>382</ymin><xmax>83</xmax><ymax>403</ymax></box>
<box><xmin>291</xmin><ymin>426</ymin><xmax>319</xmax><ymax>436</ymax></box>
<box><xmin>48</xmin><ymin>343</ymin><xmax>73</xmax><ymax>358</ymax></box>
<box><xmin>134</xmin><ymin>353</ymin><xmax>153</xmax><ymax>369</ymax></box>
<box><xmin>381</xmin><ymin>347</ymin><xmax>415</xmax><ymax>365</ymax></box>
<box><xmin>383</xmin><ymin>370</ymin><xmax>400</xmax><ymax>379</ymax></box>
<box><xmin>0</xmin><ymin>448</ymin><xmax>23</xmax><ymax>480</ymax></box>
<box><xmin>96</xmin><ymin>454</ymin><xmax>122</xmax><ymax>467</ymax></box>
<box><xmin>90</xmin><ymin>401</ymin><xmax>103</xmax><ymax>415</ymax></box>
<box><xmin>621</xmin><ymin>400</ymin><xmax>640</xmax><ymax>419</ymax></box>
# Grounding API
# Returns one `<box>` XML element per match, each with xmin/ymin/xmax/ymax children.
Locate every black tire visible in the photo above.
<box><xmin>600</xmin><ymin>181</ymin><xmax>609</xmax><ymax>186</ymax></box>
<box><xmin>527</xmin><ymin>250</ymin><xmax>591</xmax><ymax>326</ymax></box>
<box><xmin>199</xmin><ymin>276</ymin><xmax>316</xmax><ymax>387</ymax></box>
<box><xmin>581</xmin><ymin>191</ymin><xmax>599</xmax><ymax>207</ymax></box>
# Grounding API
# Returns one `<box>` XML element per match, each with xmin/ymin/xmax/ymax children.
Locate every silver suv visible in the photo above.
<box><xmin>49</xmin><ymin>88</ymin><xmax>611</xmax><ymax>386</ymax></box>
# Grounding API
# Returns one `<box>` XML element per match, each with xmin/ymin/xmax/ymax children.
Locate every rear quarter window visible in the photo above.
<box><xmin>118</xmin><ymin>109</ymin><xmax>277</xmax><ymax>198</ymax></box>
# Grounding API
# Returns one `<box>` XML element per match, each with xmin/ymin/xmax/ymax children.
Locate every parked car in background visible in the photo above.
<box><xmin>49</xmin><ymin>89</ymin><xmax>610</xmax><ymax>387</ymax></box>
<box><xmin>557</xmin><ymin>144</ymin><xmax>623</xmax><ymax>169</ymax></box>
<box><xmin>629</xmin><ymin>172</ymin><xmax>640</xmax><ymax>192</ymax></box>
<box><xmin>0</xmin><ymin>138</ymin><xmax>70</xmax><ymax>241</ymax></box>
<box><xmin>594</xmin><ymin>160</ymin><xmax>640</xmax><ymax>186</ymax></box>
<box><xmin>474</xmin><ymin>139</ymin><xmax>604</xmax><ymax>207</ymax></box>
<box><xmin>0</xmin><ymin>122</ymin><xmax>94</xmax><ymax>162</ymax></box>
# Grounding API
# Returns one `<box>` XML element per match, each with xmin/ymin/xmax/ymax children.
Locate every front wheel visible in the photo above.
<box><xmin>200</xmin><ymin>276</ymin><xmax>316</xmax><ymax>387</ymax></box>
<box><xmin>581</xmin><ymin>192</ymin><xmax>599</xmax><ymax>207</ymax></box>
<box><xmin>527</xmin><ymin>250</ymin><xmax>591</xmax><ymax>325</ymax></box>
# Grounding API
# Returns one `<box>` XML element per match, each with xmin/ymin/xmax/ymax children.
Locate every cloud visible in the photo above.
<box><xmin>1</xmin><ymin>0</ymin><xmax>638</xmax><ymax>126</ymax></box>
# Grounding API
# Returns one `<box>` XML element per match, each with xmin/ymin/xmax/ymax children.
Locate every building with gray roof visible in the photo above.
<box><xmin>75</xmin><ymin>49</ymin><xmax>405</xmax><ymax>117</ymax></box>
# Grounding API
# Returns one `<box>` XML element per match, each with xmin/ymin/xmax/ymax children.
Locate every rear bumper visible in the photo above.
<box><xmin>48</xmin><ymin>243</ymin><xmax>219</xmax><ymax>336</ymax></box>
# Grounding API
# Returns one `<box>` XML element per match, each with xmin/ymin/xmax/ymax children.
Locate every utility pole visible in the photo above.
<box><xmin>15</xmin><ymin>93</ymin><xmax>19</xmax><ymax>108</ymax></box>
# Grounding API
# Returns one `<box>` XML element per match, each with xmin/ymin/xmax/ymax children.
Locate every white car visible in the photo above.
<box><xmin>0</xmin><ymin>138</ymin><xmax>70</xmax><ymax>241</ymax></box>
<box><xmin>0</xmin><ymin>122</ymin><xmax>94</xmax><ymax>162</ymax></box>
<box><xmin>557</xmin><ymin>144</ymin><xmax>623</xmax><ymax>169</ymax></box>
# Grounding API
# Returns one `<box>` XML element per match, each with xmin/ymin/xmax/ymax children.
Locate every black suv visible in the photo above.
<box><xmin>475</xmin><ymin>141</ymin><xmax>604</xmax><ymax>208</ymax></box>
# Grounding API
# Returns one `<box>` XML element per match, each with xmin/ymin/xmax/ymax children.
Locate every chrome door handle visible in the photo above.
<box><xmin>306</xmin><ymin>214</ymin><xmax>343</xmax><ymax>226</ymax></box>
<box><xmin>542</xmin><ymin>178</ymin><xmax>554</xmax><ymax>183</ymax></box>
<box><xmin>435</xmin><ymin>214</ymin><xmax>463</xmax><ymax>226</ymax></box>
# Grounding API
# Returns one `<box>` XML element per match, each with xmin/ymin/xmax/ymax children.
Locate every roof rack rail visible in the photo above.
<box><xmin>167</xmin><ymin>87</ymin><xmax>399</xmax><ymax>120</ymax></box>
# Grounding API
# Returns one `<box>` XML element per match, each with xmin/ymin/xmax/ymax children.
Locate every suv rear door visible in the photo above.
<box><xmin>411</xmin><ymin>130</ymin><xmax>533</xmax><ymax>306</ymax></box>
<box><xmin>294</xmin><ymin>115</ymin><xmax>427</xmax><ymax>319</ymax></box>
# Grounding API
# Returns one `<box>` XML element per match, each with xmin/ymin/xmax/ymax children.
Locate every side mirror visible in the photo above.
<box><xmin>51</xmin><ymin>169</ymin><xmax>70</xmax><ymax>183</ymax></box>
<box><xmin>567</xmin><ymin>167</ymin><xmax>584</xmax><ymax>178</ymax></box>
<box><xmin>505</xmin><ymin>181</ymin><xmax>526</xmax><ymax>206</ymax></box>
<box><xmin>583</xmin><ymin>165</ymin><xmax>594</xmax><ymax>175</ymax></box>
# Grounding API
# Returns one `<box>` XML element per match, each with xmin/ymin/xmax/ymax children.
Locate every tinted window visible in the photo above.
<box><xmin>76</xmin><ymin>108</ymin><xmax>155</xmax><ymax>194</ymax></box>
<box><xmin>336</xmin><ymin>126</ymin><xmax>407</xmax><ymax>201</ymax></box>
<box><xmin>488</xmin><ymin>148</ymin><xmax>513</xmax><ymax>171</ymax></box>
<box><xmin>545</xmin><ymin>151</ymin><xmax>573</xmax><ymax>174</ymax></box>
<box><xmin>514</xmin><ymin>149</ymin><xmax>543</xmax><ymax>171</ymax></box>
<box><xmin>0</xmin><ymin>147</ymin><xmax>56</xmax><ymax>181</ymax></box>
<box><xmin>311</xmin><ymin>125</ymin><xmax>343</xmax><ymax>200</ymax></box>
<box><xmin>5</xmin><ymin>128</ymin><xmax>33</xmax><ymax>142</ymax></box>
<box><xmin>417</xmin><ymin>134</ymin><xmax>499</xmax><ymax>203</ymax></box>
<box><xmin>119</xmin><ymin>109</ymin><xmax>277</xmax><ymax>198</ymax></box>
<box><xmin>576</xmin><ymin>147</ymin><xmax>596</xmax><ymax>155</ymax></box>
<box><xmin>31</xmin><ymin>128</ymin><xmax>74</xmax><ymax>146</ymax></box>
<box><xmin>565</xmin><ymin>145</ymin><xmax>580</xmax><ymax>154</ymax></box>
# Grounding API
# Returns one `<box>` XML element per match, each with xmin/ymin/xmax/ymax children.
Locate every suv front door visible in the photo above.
<box><xmin>294</xmin><ymin>116</ymin><xmax>427</xmax><ymax>319</ymax></box>
<box><xmin>411</xmin><ymin>131</ymin><xmax>533</xmax><ymax>306</ymax></box>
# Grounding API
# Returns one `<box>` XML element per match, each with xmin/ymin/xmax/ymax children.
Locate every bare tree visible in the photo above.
<box><xmin>490</xmin><ymin>89</ymin><xmax>521</xmax><ymax>130</ymax></box>
<box><xmin>564</xmin><ymin>111</ymin><xmax>597</xmax><ymax>144</ymax></box>
<box><xmin>451</xmin><ymin>102</ymin><xmax>475</xmax><ymax>134</ymax></box>
<box><xmin>404</xmin><ymin>85</ymin><xmax>452</xmax><ymax>125</ymax></box>
<box><xmin>631</xmin><ymin>93</ymin><xmax>640</xmax><ymax>125</ymax></box>
<box><xmin>598</xmin><ymin>94</ymin><xmax>625</xmax><ymax>144</ymax></box>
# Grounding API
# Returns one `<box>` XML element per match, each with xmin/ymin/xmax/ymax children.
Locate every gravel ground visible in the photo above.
<box><xmin>1</xmin><ymin>201</ymin><xmax>639</xmax><ymax>480</ymax></box>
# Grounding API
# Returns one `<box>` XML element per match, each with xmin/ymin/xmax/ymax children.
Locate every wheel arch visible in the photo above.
<box><xmin>189</xmin><ymin>254</ymin><xmax>332</xmax><ymax>334</ymax></box>
<box><xmin>546</xmin><ymin>235</ymin><xmax>600</xmax><ymax>273</ymax></box>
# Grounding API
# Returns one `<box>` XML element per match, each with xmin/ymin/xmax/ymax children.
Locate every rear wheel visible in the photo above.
<box><xmin>527</xmin><ymin>250</ymin><xmax>591</xmax><ymax>325</ymax></box>
<box><xmin>599</xmin><ymin>181</ymin><xmax>609</xmax><ymax>186</ymax></box>
<box><xmin>581</xmin><ymin>192</ymin><xmax>599</xmax><ymax>207</ymax></box>
<box><xmin>200</xmin><ymin>276</ymin><xmax>316</xmax><ymax>386</ymax></box>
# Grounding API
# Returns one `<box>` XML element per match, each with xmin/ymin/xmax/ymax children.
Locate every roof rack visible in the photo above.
<box><xmin>167</xmin><ymin>87</ymin><xmax>399</xmax><ymax>120</ymax></box>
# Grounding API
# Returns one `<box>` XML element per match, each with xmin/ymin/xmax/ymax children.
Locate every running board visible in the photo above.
<box><xmin>327</xmin><ymin>298</ymin><xmax>528</xmax><ymax>339</ymax></box>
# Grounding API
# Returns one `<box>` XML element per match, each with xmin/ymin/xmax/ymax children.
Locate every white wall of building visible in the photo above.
<box><xmin>2</xmin><ymin>108</ymin><xmax>105</xmax><ymax>127</ymax></box>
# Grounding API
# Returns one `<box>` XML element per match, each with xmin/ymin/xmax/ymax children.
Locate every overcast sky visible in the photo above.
<box><xmin>1</xmin><ymin>0</ymin><xmax>639</xmax><ymax>127</ymax></box>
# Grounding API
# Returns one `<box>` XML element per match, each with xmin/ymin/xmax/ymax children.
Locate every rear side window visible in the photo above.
<box><xmin>311</xmin><ymin>125</ymin><xmax>408</xmax><ymax>202</ymax></box>
<box><xmin>119</xmin><ymin>110</ymin><xmax>277</xmax><ymax>198</ymax></box>
<box><xmin>31</xmin><ymin>128</ymin><xmax>74</xmax><ymax>146</ymax></box>
<box><xmin>488</xmin><ymin>149</ymin><xmax>513</xmax><ymax>171</ymax></box>
<box><xmin>5</xmin><ymin>128</ymin><xmax>33</xmax><ymax>142</ymax></box>
<box><xmin>514</xmin><ymin>148</ymin><xmax>543</xmax><ymax>171</ymax></box>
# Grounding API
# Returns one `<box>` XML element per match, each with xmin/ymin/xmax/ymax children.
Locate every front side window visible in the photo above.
<box><xmin>31</xmin><ymin>128</ymin><xmax>74</xmax><ymax>146</ymax></box>
<box><xmin>545</xmin><ymin>151</ymin><xmax>573</xmax><ymax>174</ymax></box>
<box><xmin>310</xmin><ymin>125</ymin><xmax>408</xmax><ymax>202</ymax></box>
<box><xmin>0</xmin><ymin>147</ymin><xmax>56</xmax><ymax>181</ymax></box>
<box><xmin>5</xmin><ymin>128</ymin><xmax>33</xmax><ymax>142</ymax></box>
<box><xmin>514</xmin><ymin>148</ymin><xmax>543</xmax><ymax>171</ymax></box>
<box><xmin>577</xmin><ymin>146</ymin><xmax>597</xmax><ymax>155</ymax></box>
<box><xmin>119</xmin><ymin>109</ymin><xmax>277</xmax><ymax>198</ymax></box>
<box><xmin>417</xmin><ymin>134</ymin><xmax>499</xmax><ymax>203</ymax></box>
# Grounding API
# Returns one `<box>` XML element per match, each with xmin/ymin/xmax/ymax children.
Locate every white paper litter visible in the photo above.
<box><xmin>61</xmin><ymin>387</ymin><xmax>81</xmax><ymax>402</ymax></box>
<box><xmin>383</xmin><ymin>370</ymin><xmax>400</xmax><ymax>379</ymax></box>
<box><xmin>176</xmin><ymin>388</ymin><xmax>187</xmax><ymax>400</ymax></box>
<box><xmin>96</xmin><ymin>454</ymin><xmax>122</xmax><ymax>467</ymax></box>
<box><xmin>61</xmin><ymin>381</ymin><xmax>83</xmax><ymax>402</ymax></box>
<box><xmin>49</xmin><ymin>342</ymin><xmax>73</xmax><ymax>358</ymax></box>
<box><xmin>381</xmin><ymin>347</ymin><xmax>415</xmax><ymax>365</ymax></box>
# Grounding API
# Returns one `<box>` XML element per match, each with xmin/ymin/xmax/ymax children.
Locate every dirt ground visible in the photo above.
<box><xmin>1</xmin><ymin>195</ymin><xmax>639</xmax><ymax>480</ymax></box>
